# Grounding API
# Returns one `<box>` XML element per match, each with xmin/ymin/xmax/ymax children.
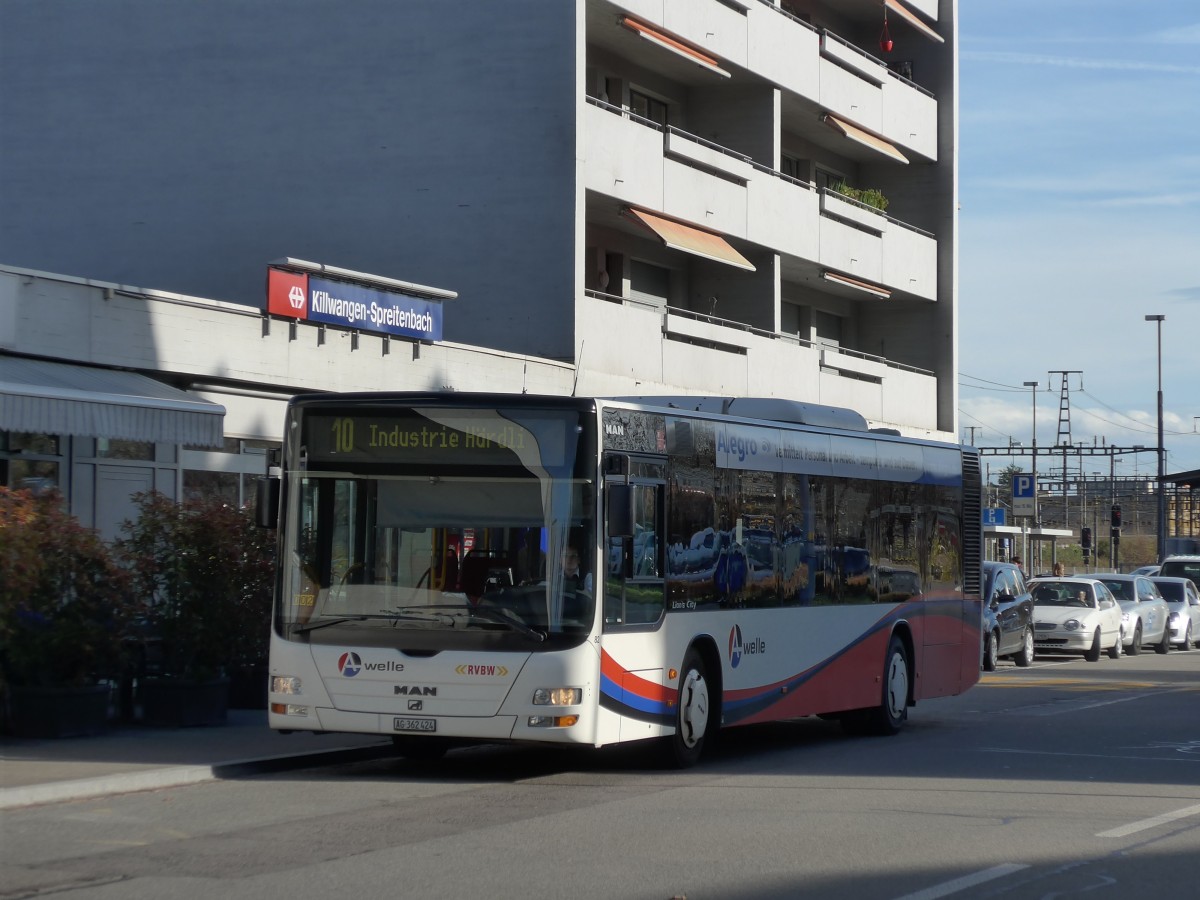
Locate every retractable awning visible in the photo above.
<box><xmin>0</xmin><ymin>356</ymin><xmax>225</xmax><ymax>447</ymax></box>
<box><xmin>623</xmin><ymin>208</ymin><xmax>756</xmax><ymax>271</ymax></box>
<box><xmin>823</xmin><ymin>114</ymin><xmax>909</xmax><ymax>164</ymax></box>
<box><xmin>884</xmin><ymin>0</ymin><xmax>945</xmax><ymax>44</ymax></box>
<box><xmin>619</xmin><ymin>16</ymin><xmax>730</xmax><ymax>78</ymax></box>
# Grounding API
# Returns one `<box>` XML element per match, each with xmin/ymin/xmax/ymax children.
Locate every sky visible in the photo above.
<box><xmin>956</xmin><ymin>1</ymin><xmax>1200</xmax><ymax>483</ymax></box>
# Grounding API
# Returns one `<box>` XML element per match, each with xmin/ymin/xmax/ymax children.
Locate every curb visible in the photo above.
<box><xmin>0</xmin><ymin>742</ymin><xmax>394</xmax><ymax>810</ymax></box>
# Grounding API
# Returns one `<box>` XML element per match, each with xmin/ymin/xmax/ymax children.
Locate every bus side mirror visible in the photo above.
<box><xmin>607</xmin><ymin>484</ymin><xmax>634</xmax><ymax>538</ymax></box>
<box><xmin>256</xmin><ymin>476</ymin><xmax>280</xmax><ymax>529</ymax></box>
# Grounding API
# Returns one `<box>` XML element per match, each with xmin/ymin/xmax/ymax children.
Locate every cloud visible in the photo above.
<box><xmin>1165</xmin><ymin>285</ymin><xmax>1200</xmax><ymax>304</ymax></box>
<box><xmin>1148</xmin><ymin>23</ymin><xmax>1200</xmax><ymax>45</ymax></box>
<box><xmin>961</xmin><ymin>50</ymin><xmax>1200</xmax><ymax>76</ymax></box>
<box><xmin>1092</xmin><ymin>191</ymin><xmax>1200</xmax><ymax>209</ymax></box>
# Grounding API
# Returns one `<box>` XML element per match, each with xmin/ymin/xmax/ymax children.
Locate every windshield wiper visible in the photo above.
<box><xmin>293</xmin><ymin>615</ymin><xmax>372</xmax><ymax>634</ymax></box>
<box><xmin>462</xmin><ymin>606</ymin><xmax>547</xmax><ymax>642</ymax></box>
<box><xmin>397</xmin><ymin>604</ymin><xmax>547</xmax><ymax>642</ymax></box>
<box><xmin>294</xmin><ymin>609</ymin><xmax>455</xmax><ymax>634</ymax></box>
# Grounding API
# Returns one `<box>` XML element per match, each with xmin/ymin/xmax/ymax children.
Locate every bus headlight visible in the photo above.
<box><xmin>528</xmin><ymin>715</ymin><xmax>580</xmax><ymax>727</ymax></box>
<box><xmin>270</xmin><ymin>703</ymin><xmax>309</xmax><ymax>716</ymax></box>
<box><xmin>532</xmin><ymin>687</ymin><xmax>582</xmax><ymax>706</ymax></box>
<box><xmin>272</xmin><ymin>676</ymin><xmax>302</xmax><ymax>694</ymax></box>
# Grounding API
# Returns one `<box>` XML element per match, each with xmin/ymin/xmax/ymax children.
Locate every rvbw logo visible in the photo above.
<box><xmin>288</xmin><ymin>285</ymin><xmax>306</xmax><ymax>310</ymax></box>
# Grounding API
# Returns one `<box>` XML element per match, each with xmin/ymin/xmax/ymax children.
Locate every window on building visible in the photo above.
<box><xmin>815</xmin><ymin>166</ymin><xmax>844</xmax><ymax>193</ymax></box>
<box><xmin>185</xmin><ymin>437</ymin><xmax>241</xmax><ymax>454</ymax></box>
<box><xmin>815</xmin><ymin>310</ymin><xmax>843</xmax><ymax>347</ymax></box>
<box><xmin>781</xmin><ymin>154</ymin><xmax>807</xmax><ymax>182</ymax></box>
<box><xmin>183</xmin><ymin>469</ymin><xmax>240</xmax><ymax>505</ymax></box>
<box><xmin>180</xmin><ymin>439</ymin><xmax>281</xmax><ymax>509</ymax></box>
<box><xmin>629</xmin><ymin>260</ymin><xmax>672</xmax><ymax>308</ymax></box>
<box><xmin>630</xmin><ymin>89</ymin><xmax>668</xmax><ymax>128</ymax></box>
<box><xmin>1</xmin><ymin>431</ymin><xmax>64</xmax><ymax>494</ymax></box>
<box><xmin>97</xmin><ymin>438</ymin><xmax>155</xmax><ymax>460</ymax></box>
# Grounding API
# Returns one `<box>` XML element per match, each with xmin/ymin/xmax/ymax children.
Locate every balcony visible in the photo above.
<box><xmin>584</xmin><ymin>99</ymin><xmax>937</xmax><ymax>300</ymax></box>
<box><xmin>592</xmin><ymin>0</ymin><xmax>938</xmax><ymax>160</ymax></box>
<box><xmin>577</xmin><ymin>291</ymin><xmax>939</xmax><ymax>430</ymax></box>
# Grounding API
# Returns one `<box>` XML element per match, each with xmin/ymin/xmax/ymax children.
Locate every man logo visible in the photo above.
<box><xmin>408</xmin><ymin>699</ymin><xmax>423</xmax><ymax>711</ymax></box>
<box><xmin>288</xmin><ymin>285</ymin><xmax>306</xmax><ymax>310</ymax></box>
<box><xmin>338</xmin><ymin>651</ymin><xmax>363</xmax><ymax>677</ymax></box>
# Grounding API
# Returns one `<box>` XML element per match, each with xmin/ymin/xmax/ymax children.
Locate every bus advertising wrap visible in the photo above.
<box><xmin>267</xmin><ymin>267</ymin><xmax>443</xmax><ymax>341</ymax></box>
<box><xmin>712</xmin><ymin>421</ymin><xmax>960</xmax><ymax>486</ymax></box>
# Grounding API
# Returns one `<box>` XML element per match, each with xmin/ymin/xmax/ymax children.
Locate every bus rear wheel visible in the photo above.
<box><xmin>665</xmin><ymin>648</ymin><xmax>712</xmax><ymax>768</ymax></box>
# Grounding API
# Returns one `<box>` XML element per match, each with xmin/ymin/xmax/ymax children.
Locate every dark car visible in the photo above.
<box><xmin>981</xmin><ymin>561</ymin><xmax>1036</xmax><ymax>670</ymax></box>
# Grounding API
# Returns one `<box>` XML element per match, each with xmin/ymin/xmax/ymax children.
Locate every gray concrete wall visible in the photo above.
<box><xmin>0</xmin><ymin>0</ymin><xmax>578</xmax><ymax>358</ymax></box>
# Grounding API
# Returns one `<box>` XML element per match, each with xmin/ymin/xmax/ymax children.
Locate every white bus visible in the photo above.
<box><xmin>261</xmin><ymin>393</ymin><xmax>983</xmax><ymax>766</ymax></box>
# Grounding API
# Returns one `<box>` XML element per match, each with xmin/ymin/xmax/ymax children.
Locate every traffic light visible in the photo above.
<box><xmin>1111</xmin><ymin>504</ymin><xmax>1122</xmax><ymax>529</ymax></box>
<box><xmin>1082</xmin><ymin>527</ymin><xmax>1092</xmax><ymax>549</ymax></box>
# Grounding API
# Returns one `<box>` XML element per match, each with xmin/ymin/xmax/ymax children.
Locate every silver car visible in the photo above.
<box><xmin>1094</xmin><ymin>574</ymin><xmax>1171</xmax><ymax>655</ymax></box>
<box><xmin>1029</xmin><ymin>577</ymin><xmax>1124</xmax><ymax>661</ymax></box>
<box><xmin>1150</xmin><ymin>576</ymin><xmax>1200</xmax><ymax>649</ymax></box>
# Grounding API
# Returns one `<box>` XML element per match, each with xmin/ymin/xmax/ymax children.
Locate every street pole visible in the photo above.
<box><xmin>1145</xmin><ymin>315</ymin><xmax>1165</xmax><ymax>561</ymax></box>
<box><xmin>1024</xmin><ymin>380</ymin><xmax>1039</xmax><ymax>570</ymax></box>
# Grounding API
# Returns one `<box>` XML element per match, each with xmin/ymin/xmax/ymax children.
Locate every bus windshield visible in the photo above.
<box><xmin>277</xmin><ymin>404</ymin><xmax>595</xmax><ymax>649</ymax></box>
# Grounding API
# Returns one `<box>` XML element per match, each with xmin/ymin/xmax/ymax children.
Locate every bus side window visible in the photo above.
<box><xmin>633</xmin><ymin>483</ymin><xmax>661</xmax><ymax>577</ymax></box>
<box><xmin>605</xmin><ymin>481</ymin><xmax>665</xmax><ymax>627</ymax></box>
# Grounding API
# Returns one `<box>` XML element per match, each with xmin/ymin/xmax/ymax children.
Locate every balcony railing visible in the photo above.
<box><xmin>585</xmin><ymin>96</ymin><xmax>932</xmax><ymax>238</ymax></box>
<box><xmin>756</xmin><ymin>0</ymin><xmax>935</xmax><ymax>98</ymax></box>
<box><xmin>583</xmin><ymin>289</ymin><xmax>932</xmax><ymax>377</ymax></box>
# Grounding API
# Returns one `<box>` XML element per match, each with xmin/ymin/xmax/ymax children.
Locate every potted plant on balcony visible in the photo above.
<box><xmin>117</xmin><ymin>492</ymin><xmax>275</xmax><ymax>726</ymax></box>
<box><xmin>0</xmin><ymin>488</ymin><xmax>133</xmax><ymax>738</ymax></box>
<box><xmin>832</xmin><ymin>180</ymin><xmax>890</xmax><ymax>213</ymax></box>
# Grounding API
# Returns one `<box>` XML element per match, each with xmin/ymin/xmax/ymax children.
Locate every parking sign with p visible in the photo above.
<box><xmin>1012</xmin><ymin>474</ymin><xmax>1036</xmax><ymax>517</ymax></box>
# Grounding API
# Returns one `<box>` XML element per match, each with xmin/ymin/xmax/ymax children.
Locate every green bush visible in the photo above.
<box><xmin>832</xmin><ymin>180</ymin><xmax>889</xmax><ymax>212</ymax></box>
<box><xmin>0</xmin><ymin>488</ymin><xmax>133</xmax><ymax>688</ymax></box>
<box><xmin>117</xmin><ymin>492</ymin><xmax>275</xmax><ymax>681</ymax></box>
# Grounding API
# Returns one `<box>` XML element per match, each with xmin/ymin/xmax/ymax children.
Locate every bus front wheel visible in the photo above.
<box><xmin>666</xmin><ymin>648</ymin><xmax>711</xmax><ymax>768</ymax></box>
<box><xmin>844</xmin><ymin>634</ymin><xmax>909</xmax><ymax>736</ymax></box>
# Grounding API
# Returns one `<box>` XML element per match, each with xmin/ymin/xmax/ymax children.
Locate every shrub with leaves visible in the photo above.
<box><xmin>0</xmin><ymin>488</ymin><xmax>133</xmax><ymax>688</ymax></box>
<box><xmin>832</xmin><ymin>180</ymin><xmax>890</xmax><ymax>212</ymax></box>
<box><xmin>117</xmin><ymin>492</ymin><xmax>275</xmax><ymax>681</ymax></box>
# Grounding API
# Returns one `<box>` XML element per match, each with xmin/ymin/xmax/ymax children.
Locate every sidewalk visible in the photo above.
<box><xmin>0</xmin><ymin>710</ymin><xmax>393</xmax><ymax>809</ymax></box>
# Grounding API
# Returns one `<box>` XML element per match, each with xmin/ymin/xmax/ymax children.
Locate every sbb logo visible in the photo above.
<box><xmin>267</xmin><ymin>268</ymin><xmax>309</xmax><ymax>319</ymax></box>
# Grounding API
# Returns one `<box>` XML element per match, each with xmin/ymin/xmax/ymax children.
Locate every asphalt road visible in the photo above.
<box><xmin>3</xmin><ymin>650</ymin><xmax>1198</xmax><ymax>900</ymax></box>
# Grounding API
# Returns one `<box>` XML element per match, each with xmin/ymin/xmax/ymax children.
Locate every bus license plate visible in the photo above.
<box><xmin>393</xmin><ymin>717</ymin><xmax>436</xmax><ymax>733</ymax></box>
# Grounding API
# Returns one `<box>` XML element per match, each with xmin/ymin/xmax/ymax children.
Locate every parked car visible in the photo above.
<box><xmin>1029</xmin><ymin>577</ymin><xmax>1124</xmax><ymax>662</ymax></box>
<box><xmin>1093</xmin><ymin>574</ymin><xmax>1171</xmax><ymax>655</ymax></box>
<box><xmin>1150</xmin><ymin>575</ymin><xmax>1200</xmax><ymax>650</ymax></box>
<box><xmin>1159</xmin><ymin>555</ymin><xmax>1200</xmax><ymax>592</ymax></box>
<box><xmin>1130</xmin><ymin>565</ymin><xmax>1160</xmax><ymax>577</ymax></box>
<box><xmin>981</xmin><ymin>561</ymin><xmax>1035</xmax><ymax>670</ymax></box>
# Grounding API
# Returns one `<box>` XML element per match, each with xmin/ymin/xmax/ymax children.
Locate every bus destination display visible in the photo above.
<box><xmin>304</xmin><ymin>412</ymin><xmax>569</xmax><ymax>467</ymax></box>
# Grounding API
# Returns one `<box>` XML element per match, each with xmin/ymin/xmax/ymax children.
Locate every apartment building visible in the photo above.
<box><xmin>1</xmin><ymin>0</ymin><xmax>958</xmax><ymax>529</ymax></box>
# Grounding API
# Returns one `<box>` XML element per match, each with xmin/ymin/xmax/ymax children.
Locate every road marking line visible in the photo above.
<box><xmin>1097</xmin><ymin>803</ymin><xmax>1200</xmax><ymax>838</ymax></box>
<box><xmin>890</xmin><ymin>863</ymin><xmax>1029</xmax><ymax>900</ymax></box>
<box><xmin>979</xmin><ymin>747</ymin><xmax>1200</xmax><ymax>763</ymax></box>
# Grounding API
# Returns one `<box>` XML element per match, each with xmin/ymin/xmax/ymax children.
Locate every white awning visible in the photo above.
<box><xmin>884</xmin><ymin>0</ymin><xmax>945</xmax><ymax>44</ymax></box>
<box><xmin>623</xmin><ymin>208</ymin><xmax>756</xmax><ymax>271</ymax></box>
<box><xmin>0</xmin><ymin>356</ymin><xmax>225</xmax><ymax>447</ymax></box>
<box><xmin>823</xmin><ymin>114</ymin><xmax>909</xmax><ymax>164</ymax></box>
